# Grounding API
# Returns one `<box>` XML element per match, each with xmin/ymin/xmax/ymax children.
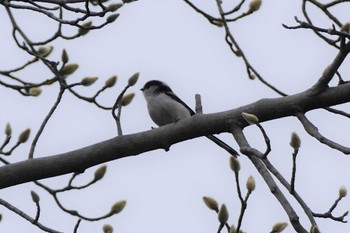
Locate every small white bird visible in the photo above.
<box><xmin>141</xmin><ymin>80</ymin><xmax>238</xmax><ymax>156</ymax></box>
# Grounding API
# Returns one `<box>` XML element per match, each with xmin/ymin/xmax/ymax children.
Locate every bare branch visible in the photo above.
<box><xmin>0</xmin><ymin>198</ymin><xmax>62</xmax><ymax>233</ymax></box>
<box><xmin>296</xmin><ymin>113</ymin><xmax>350</xmax><ymax>154</ymax></box>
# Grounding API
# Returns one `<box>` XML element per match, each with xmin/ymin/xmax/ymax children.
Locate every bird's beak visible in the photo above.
<box><xmin>140</xmin><ymin>88</ymin><xmax>144</xmax><ymax>91</ymax></box>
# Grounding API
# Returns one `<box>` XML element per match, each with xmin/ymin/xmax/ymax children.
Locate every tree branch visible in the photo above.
<box><xmin>1</xmin><ymin>82</ymin><xmax>350</xmax><ymax>188</ymax></box>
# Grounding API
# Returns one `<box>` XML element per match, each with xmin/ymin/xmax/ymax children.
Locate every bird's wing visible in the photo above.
<box><xmin>165</xmin><ymin>91</ymin><xmax>195</xmax><ymax>115</ymax></box>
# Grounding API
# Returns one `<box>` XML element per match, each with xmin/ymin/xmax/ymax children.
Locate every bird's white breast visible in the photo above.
<box><xmin>145</xmin><ymin>93</ymin><xmax>191</xmax><ymax>126</ymax></box>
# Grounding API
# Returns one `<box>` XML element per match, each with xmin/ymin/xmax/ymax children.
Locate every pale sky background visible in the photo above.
<box><xmin>1</xmin><ymin>0</ymin><xmax>350</xmax><ymax>233</ymax></box>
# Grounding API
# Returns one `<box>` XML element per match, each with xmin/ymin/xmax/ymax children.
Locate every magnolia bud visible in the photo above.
<box><xmin>341</xmin><ymin>23</ymin><xmax>350</xmax><ymax>33</ymax></box>
<box><xmin>271</xmin><ymin>222</ymin><xmax>288</xmax><ymax>232</ymax></box>
<box><xmin>37</xmin><ymin>46</ymin><xmax>53</xmax><ymax>57</ymax></box>
<box><xmin>242</xmin><ymin>112</ymin><xmax>259</xmax><ymax>125</ymax></box>
<box><xmin>5</xmin><ymin>123</ymin><xmax>11</xmax><ymax>136</ymax></box>
<box><xmin>79</xmin><ymin>21</ymin><xmax>92</xmax><ymax>36</ymax></box>
<box><xmin>246</xmin><ymin>176</ymin><xmax>255</xmax><ymax>192</ymax></box>
<box><xmin>110</xmin><ymin>200</ymin><xmax>126</xmax><ymax>214</ymax></box>
<box><xmin>61</xmin><ymin>49</ymin><xmax>69</xmax><ymax>63</ymax></box>
<box><xmin>339</xmin><ymin>185</ymin><xmax>347</xmax><ymax>198</ymax></box>
<box><xmin>202</xmin><ymin>196</ymin><xmax>219</xmax><ymax>212</ymax></box>
<box><xmin>229</xmin><ymin>157</ymin><xmax>240</xmax><ymax>173</ymax></box>
<box><xmin>30</xmin><ymin>190</ymin><xmax>40</xmax><ymax>203</ymax></box>
<box><xmin>103</xmin><ymin>224</ymin><xmax>113</xmax><ymax>233</ymax></box>
<box><xmin>229</xmin><ymin>225</ymin><xmax>236</xmax><ymax>233</ymax></box>
<box><xmin>18</xmin><ymin>128</ymin><xmax>30</xmax><ymax>143</ymax></box>
<box><xmin>81</xmin><ymin>77</ymin><xmax>98</xmax><ymax>86</ymax></box>
<box><xmin>107</xmin><ymin>14</ymin><xmax>120</xmax><ymax>23</ymax></box>
<box><xmin>248</xmin><ymin>0</ymin><xmax>262</xmax><ymax>13</ymax></box>
<box><xmin>290</xmin><ymin>132</ymin><xmax>301</xmax><ymax>149</ymax></box>
<box><xmin>218</xmin><ymin>204</ymin><xmax>229</xmax><ymax>224</ymax></box>
<box><xmin>94</xmin><ymin>165</ymin><xmax>107</xmax><ymax>181</ymax></box>
<box><xmin>105</xmin><ymin>75</ymin><xmax>117</xmax><ymax>88</ymax></box>
<box><xmin>128</xmin><ymin>72</ymin><xmax>139</xmax><ymax>86</ymax></box>
<box><xmin>107</xmin><ymin>3</ymin><xmax>123</xmax><ymax>12</ymax></box>
<box><xmin>60</xmin><ymin>64</ymin><xmax>79</xmax><ymax>76</ymax></box>
<box><xmin>29</xmin><ymin>87</ymin><xmax>42</xmax><ymax>97</ymax></box>
<box><xmin>121</xmin><ymin>93</ymin><xmax>135</xmax><ymax>106</ymax></box>
<box><xmin>310</xmin><ymin>225</ymin><xmax>320</xmax><ymax>233</ymax></box>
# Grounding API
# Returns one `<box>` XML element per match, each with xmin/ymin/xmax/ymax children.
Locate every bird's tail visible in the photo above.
<box><xmin>206</xmin><ymin>135</ymin><xmax>239</xmax><ymax>157</ymax></box>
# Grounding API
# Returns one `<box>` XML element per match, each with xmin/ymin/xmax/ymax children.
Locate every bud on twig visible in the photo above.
<box><xmin>5</xmin><ymin>123</ymin><xmax>12</xmax><ymax>137</ymax></box>
<box><xmin>128</xmin><ymin>72</ymin><xmax>139</xmax><ymax>86</ymax></box>
<box><xmin>248</xmin><ymin>0</ymin><xmax>262</xmax><ymax>13</ymax></box>
<box><xmin>110</xmin><ymin>200</ymin><xmax>126</xmax><ymax>214</ymax></box>
<box><xmin>30</xmin><ymin>190</ymin><xmax>40</xmax><ymax>203</ymax></box>
<box><xmin>103</xmin><ymin>224</ymin><xmax>113</xmax><ymax>233</ymax></box>
<box><xmin>229</xmin><ymin>157</ymin><xmax>240</xmax><ymax>173</ymax></box>
<box><xmin>105</xmin><ymin>75</ymin><xmax>117</xmax><ymax>88</ymax></box>
<box><xmin>341</xmin><ymin>23</ymin><xmax>350</xmax><ymax>33</ymax></box>
<box><xmin>81</xmin><ymin>77</ymin><xmax>98</xmax><ymax>86</ymax></box>
<box><xmin>61</xmin><ymin>49</ymin><xmax>69</xmax><ymax>63</ymax></box>
<box><xmin>60</xmin><ymin>64</ymin><xmax>79</xmax><ymax>76</ymax></box>
<box><xmin>203</xmin><ymin>196</ymin><xmax>219</xmax><ymax>212</ymax></box>
<box><xmin>29</xmin><ymin>87</ymin><xmax>42</xmax><ymax>97</ymax></box>
<box><xmin>290</xmin><ymin>132</ymin><xmax>301</xmax><ymax>149</ymax></box>
<box><xmin>218</xmin><ymin>204</ymin><xmax>229</xmax><ymax>224</ymax></box>
<box><xmin>107</xmin><ymin>3</ymin><xmax>123</xmax><ymax>12</ymax></box>
<box><xmin>242</xmin><ymin>112</ymin><xmax>259</xmax><ymax>125</ymax></box>
<box><xmin>37</xmin><ymin>46</ymin><xmax>53</xmax><ymax>57</ymax></box>
<box><xmin>18</xmin><ymin>128</ymin><xmax>30</xmax><ymax>143</ymax></box>
<box><xmin>121</xmin><ymin>93</ymin><xmax>135</xmax><ymax>106</ymax></box>
<box><xmin>310</xmin><ymin>225</ymin><xmax>321</xmax><ymax>233</ymax></box>
<box><xmin>246</xmin><ymin>176</ymin><xmax>255</xmax><ymax>192</ymax></box>
<box><xmin>271</xmin><ymin>222</ymin><xmax>288</xmax><ymax>233</ymax></box>
<box><xmin>79</xmin><ymin>21</ymin><xmax>92</xmax><ymax>36</ymax></box>
<box><xmin>339</xmin><ymin>185</ymin><xmax>347</xmax><ymax>198</ymax></box>
<box><xmin>94</xmin><ymin>165</ymin><xmax>107</xmax><ymax>181</ymax></box>
<box><xmin>107</xmin><ymin>14</ymin><xmax>120</xmax><ymax>23</ymax></box>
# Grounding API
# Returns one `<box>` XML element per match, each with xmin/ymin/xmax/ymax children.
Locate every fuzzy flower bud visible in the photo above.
<box><xmin>60</xmin><ymin>64</ymin><xmax>79</xmax><ymax>76</ymax></box>
<box><xmin>218</xmin><ymin>204</ymin><xmax>229</xmax><ymax>224</ymax></box>
<box><xmin>18</xmin><ymin>128</ymin><xmax>30</xmax><ymax>143</ymax></box>
<box><xmin>290</xmin><ymin>132</ymin><xmax>301</xmax><ymax>149</ymax></box>
<box><xmin>61</xmin><ymin>49</ymin><xmax>69</xmax><ymax>63</ymax></box>
<box><xmin>341</xmin><ymin>23</ymin><xmax>350</xmax><ymax>33</ymax></box>
<box><xmin>339</xmin><ymin>185</ymin><xmax>347</xmax><ymax>198</ymax></box>
<box><xmin>128</xmin><ymin>72</ymin><xmax>139</xmax><ymax>86</ymax></box>
<box><xmin>248</xmin><ymin>0</ymin><xmax>262</xmax><ymax>13</ymax></box>
<box><xmin>107</xmin><ymin>14</ymin><xmax>120</xmax><ymax>23</ymax></box>
<box><xmin>229</xmin><ymin>225</ymin><xmax>236</xmax><ymax>233</ymax></box>
<box><xmin>81</xmin><ymin>77</ymin><xmax>98</xmax><ymax>86</ymax></box>
<box><xmin>105</xmin><ymin>75</ymin><xmax>117</xmax><ymax>88</ymax></box>
<box><xmin>203</xmin><ymin>196</ymin><xmax>219</xmax><ymax>212</ymax></box>
<box><xmin>121</xmin><ymin>93</ymin><xmax>135</xmax><ymax>106</ymax></box>
<box><xmin>30</xmin><ymin>190</ymin><xmax>40</xmax><ymax>203</ymax></box>
<box><xmin>79</xmin><ymin>21</ymin><xmax>92</xmax><ymax>36</ymax></box>
<box><xmin>5</xmin><ymin>123</ymin><xmax>11</xmax><ymax>137</ymax></box>
<box><xmin>29</xmin><ymin>87</ymin><xmax>42</xmax><ymax>97</ymax></box>
<box><xmin>242</xmin><ymin>112</ymin><xmax>259</xmax><ymax>125</ymax></box>
<box><xmin>110</xmin><ymin>200</ymin><xmax>126</xmax><ymax>214</ymax></box>
<box><xmin>310</xmin><ymin>225</ymin><xmax>320</xmax><ymax>233</ymax></box>
<box><xmin>107</xmin><ymin>3</ymin><xmax>123</xmax><ymax>12</ymax></box>
<box><xmin>271</xmin><ymin>222</ymin><xmax>288</xmax><ymax>233</ymax></box>
<box><xmin>103</xmin><ymin>224</ymin><xmax>113</xmax><ymax>233</ymax></box>
<box><xmin>37</xmin><ymin>46</ymin><xmax>53</xmax><ymax>58</ymax></box>
<box><xmin>246</xmin><ymin>176</ymin><xmax>256</xmax><ymax>192</ymax></box>
<box><xmin>229</xmin><ymin>157</ymin><xmax>240</xmax><ymax>173</ymax></box>
<box><xmin>94</xmin><ymin>165</ymin><xmax>107</xmax><ymax>181</ymax></box>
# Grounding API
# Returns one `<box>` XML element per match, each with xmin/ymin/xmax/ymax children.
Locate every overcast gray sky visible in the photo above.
<box><xmin>1</xmin><ymin>0</ymin><xmax>350</xmax><ymax>232</ymax></box>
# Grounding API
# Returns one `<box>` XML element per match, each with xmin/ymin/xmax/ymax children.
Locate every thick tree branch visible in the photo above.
<box><xmin>1</xmin><ymin>82</ymin><xmax>350</xmax><ymax>189</ymax></box>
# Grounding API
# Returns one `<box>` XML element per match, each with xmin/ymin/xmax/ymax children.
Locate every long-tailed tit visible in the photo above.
<box><xmin>141</xmin><ymin>80</ymin><xmax>238</xmax><ymax>156</ymax></box>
